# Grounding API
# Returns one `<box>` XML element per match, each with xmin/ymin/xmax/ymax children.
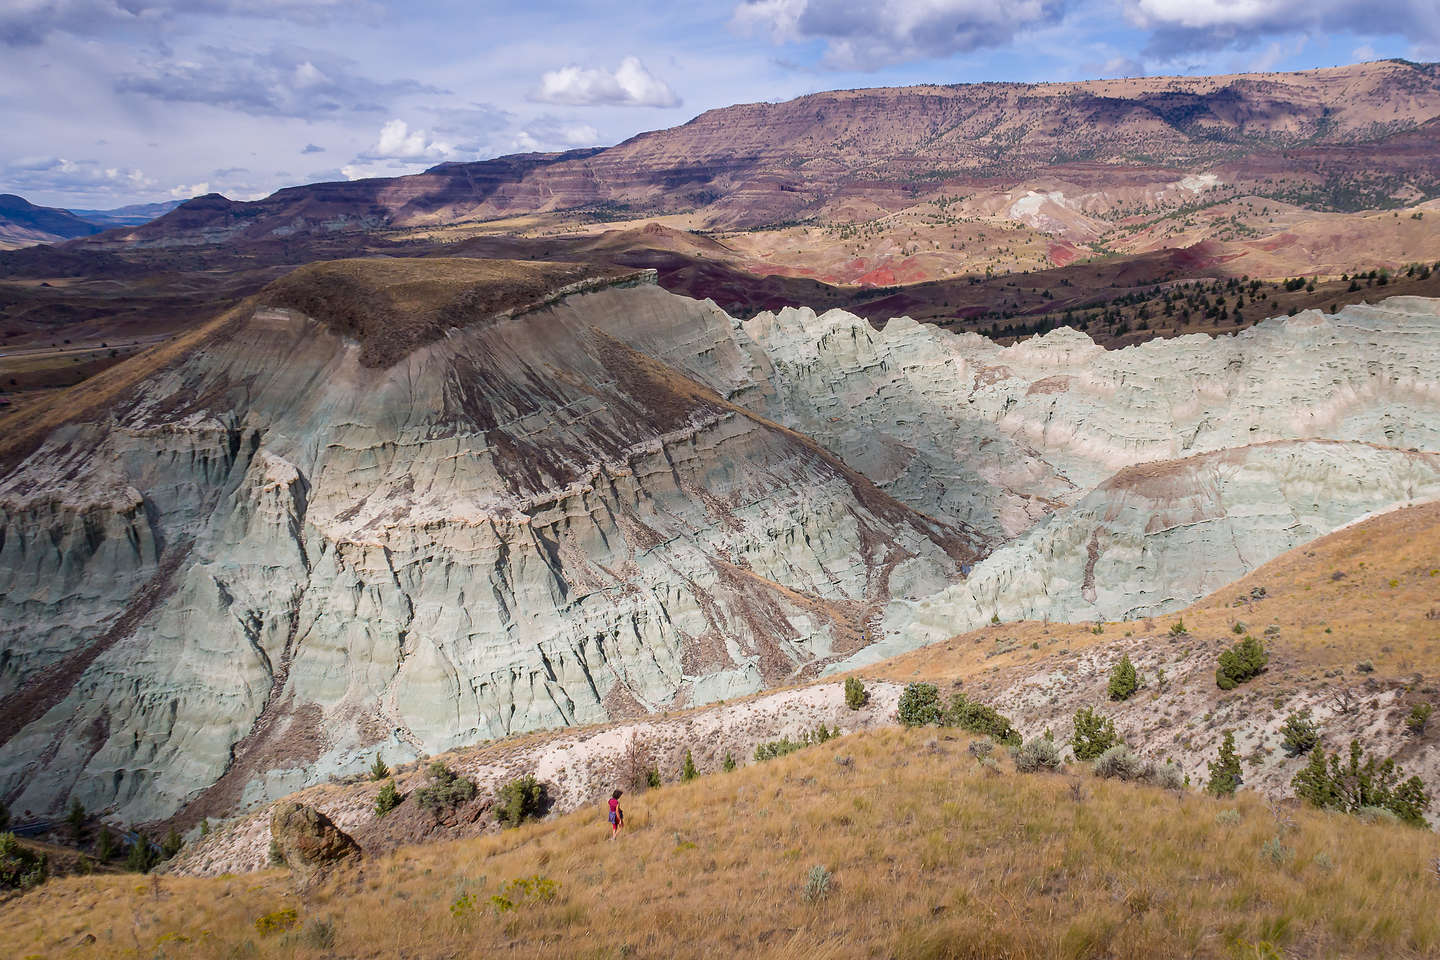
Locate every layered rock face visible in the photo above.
<box><xmin>102</xmin><ymin>61</ymin><xmax>1440</xmax><ymax>242</ymax></box>
<box><xmin>0</xmin><ymin>275</ymin><xmax>970</xmax><ymax>822</ymax></box>
<box><xmin>1</xmin><ymin>274</ymin><xmax>1436</xmax><ymax>825</ymax></box>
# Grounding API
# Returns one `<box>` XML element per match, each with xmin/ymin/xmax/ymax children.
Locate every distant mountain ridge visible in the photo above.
<box><xmin>0</xmin><ymin>194</ymin><xmax>104</xmax><ymax>247</ymax></box>
<box><xmin>0</xmin><ymin>195</ymin><xmax>183</xmax><ymax>248</ymax></box>
<box><xmin>95</xmin><ymin>59</ymin><xmax>1440</xmax><ymax>246</ymax></box>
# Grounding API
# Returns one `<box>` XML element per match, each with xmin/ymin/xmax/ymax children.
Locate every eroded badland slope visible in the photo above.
<box><xmin>4</xmin><ymin>498</ymin><xmax>1439</xmax><ymax>958</ymax></box>
<box><xmin>0</xmin><ymin>256</ymin><xmax>1436</xmax><ymax>829</ymax></box>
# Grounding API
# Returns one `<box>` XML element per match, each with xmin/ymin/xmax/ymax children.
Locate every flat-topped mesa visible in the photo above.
<box><xmin>258</xmin><ymin>257</ymin><xmax>657</xmax><ymax>367</ymax></box>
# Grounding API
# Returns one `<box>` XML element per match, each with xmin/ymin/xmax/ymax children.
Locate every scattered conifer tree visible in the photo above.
<box><xmin>1108</xmin><ymin>655</ymin><xmax>1140</xmax><ymax>701</ymax></box>
<box><xmin>1207</xmin><ymin>731</ymin><xmax>1243</xmax><ymax>796</ymax></box>
<box><xmin>1071</xmin><ymin>706</ymin><xmax>1119</xmax><ymax>760</ymax></box>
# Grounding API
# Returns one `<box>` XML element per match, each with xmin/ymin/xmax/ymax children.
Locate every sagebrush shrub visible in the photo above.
<box><xmin>1150</xmin><ymin>761</ymin><xmax>1185</xmax><ymax>791</ymax></box>
<box><xmin>1070</xmin><ymin>706</ymin><xmax>1119</xmax><ymax>761</ymax></box>
<box><xmin>1012</xmin><ymin>736</ymin><xmax>1063</xmax><ymax>773</ymax></box>
<box><xmin>1093</xmin><ymin>744</ymin><xmax>1145</xmax><ymax>781</ymax></box>
<box><xmin>803</xmin><ymin>864</ymin><xmax>833</xmax><ymax>902</ymax></box>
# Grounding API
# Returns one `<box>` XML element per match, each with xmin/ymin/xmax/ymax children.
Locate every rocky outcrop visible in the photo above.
<box><xmin>268</xmin><ymin>801</ymin><xmax>360</xmax><ymax>884</ymax></box>
<box><xmin>0</xmin><ymin>273</ymin><xmax>1436</xmax><ymax>827</ymax></box>
<box><xmin>870</xmin><ymin>441</ymin><xmax>1440</xmax><ymax>661</ymax></box>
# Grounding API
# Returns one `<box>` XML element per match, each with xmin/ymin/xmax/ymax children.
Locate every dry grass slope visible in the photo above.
<box><xmin>4</xmin><ymin>727</ymin><xmax>1439</xmax><ymax>959</ymax></box>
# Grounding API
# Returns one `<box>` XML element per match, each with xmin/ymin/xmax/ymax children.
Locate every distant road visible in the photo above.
<box><xmin>0</xmin><ymin>334</ymin><xmax>170</xmax><ymax>362</ymax></box>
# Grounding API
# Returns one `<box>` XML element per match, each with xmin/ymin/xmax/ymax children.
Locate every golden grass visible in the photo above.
<box><xmin>6</xmin><ymin>727</ymin><xmax>1440</xmax><ymax>959</ymax></box>
<box><xmin>0</xmin><ymin>301</ymin><xmax>247</xmax><ymax>473</ymax></box>
<box><xmin>870</xmin><ymin>499</ymin><xmax>1440</xmax><ymax>687</ymax></box>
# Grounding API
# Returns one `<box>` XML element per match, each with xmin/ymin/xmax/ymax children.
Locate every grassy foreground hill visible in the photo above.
<box><xmin>3</xmin><ymin>503</ymin><xmax>1437</xmax><ymax>958</ymax></box>
<box><xmin>2</xmin><ymin>726</ymin><xmax>1438</xmax><ymax>959</ymax></box>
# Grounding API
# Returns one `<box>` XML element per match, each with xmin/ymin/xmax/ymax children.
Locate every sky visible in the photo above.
<box><xmin>1</xmin><ymin>0</ymin><xmax>1437</xmax><ymax>209</ymax></box>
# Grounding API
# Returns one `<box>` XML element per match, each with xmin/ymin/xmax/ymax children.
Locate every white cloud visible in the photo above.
<box><xmin>732</xmin><ymin>0</ymin><xmax>1068</xmax><ymax>69</ymax></box>
<box><xmin>513</xmin><ymin>117</ymin><xmax>601</xmax><ymax>152</ymax></box>
<box><xmin>366</xmin><ymin>118</ymin><xmax>453</xmax><ymax>160</ymax></box>
<box><xmin>530</xmin><ymin>56</ymin><xmax>680</xmax><ymax>107</ymax></box>
<box><xmin>169</xmin><ymin>180</ymin><xmax>210</xmax><ymax>198</ymax></box>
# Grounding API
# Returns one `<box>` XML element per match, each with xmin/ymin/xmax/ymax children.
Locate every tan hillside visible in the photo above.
<box><xmin>3</xmin><ymin>725</ymin><xmax>1438</xmax><ymax>959</ymax></box>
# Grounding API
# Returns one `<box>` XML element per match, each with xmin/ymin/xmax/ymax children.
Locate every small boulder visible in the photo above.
<box><xmin>269</xmin><ymin>802</ymin><xmax>360</xmax><ymax>884</ymax></box>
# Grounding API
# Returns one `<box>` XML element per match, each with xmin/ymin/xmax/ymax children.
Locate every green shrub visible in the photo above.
<box><xmin>1406</xmin><ymin>703</ymin><xmax>1433</xmax><ymax>736</ymax></box>
<box><xmin>1107</xmin><ymin>655</ymin><xmax>1140</xmax><ymax>701</ymax></box>
<box><xmin>369</xmin><ymin>755</ymin><xmax>390</xmax><ymax>781</ymax></box>
<box><xmin>722</xmin><ymin>752</ymin><xmax>736</xmax><ymax>772</ymax></box>
<box><xmin>754</xmin><ymin>726</ymin><xmax>838</xmax><ymax>762</ymax></box>
<box><xmin>1070</xmin><ymin>706</ymin><xmax>1119</xmax><ymax>761</ymax></box>
<box><xmin>1279</xmin><ymin>709</ymin><xmax>1320</xmax><ymax>757</ymax></box>
<box><xmin>161</xmin><ymin>827</ymin><xmax>183</xmax><ymax>860</ymax></box>
<box><xmin>66</xmin><ymin>797</ymin><xmax>87</xmax><ymax>843</ymax></box>
<box><xmin>1169</xmin><ymin>619</ymin><xmax>1188</xmax><ymax>636</ymax></box>
<box><xmin>94</xmin><ymin>825</ymin><xmax>117</xmax><ymax>862</ymax></box>
<box><xmin>254</xmin><ymin>908</ymin><xmax>299</xmax><ymax>936</ymax></box>
<box><xmin>1207</xmin><ymin>731</ymin><xmax>1243</xmax><ymax>797</ymax></box>
<box><xmin>127</xmin><ymin>832</ymin><xmax>161</xmax><ymax>873</ymax></box>
<box><xmin>416</xmin><ymin>762</ymin><xmax>477</xmax><ymax>813</ymax></box>
<box><xmin>1291</xmin><ymin>739</ymin><xmax>1431</xmax><ymax>826</ymax></box>
<box><xmin>374</xmin><ymin>779</ymin><xmax>402</xmax><ymax>817</ymax></box>
<box><xmin>646</xmin><ymin>766</ymin><xmax>662</xmax><ymax>789</ymax></box>
<box><xmin>1216</xmin><ymin>636</ymin><xmax>1268</xmax><ymax>689</ymax></box>
<box><xmin>1093</xmin><ymin>744</ymin><xmax>1146</xmax><ymax>781</ymax></box>
<box><xmin>803</xmin><ymin>864</ymin><xmax>833</xmax><ymax>902</ymax></box>
<box><xmin>897</xmin><ymin>683</ymin><xmax>943</xmax><ymax>726</ymax></box>
<box><xmin>844</xmin><ymin>677</ymin><xmax>869</xmax><ymax>710</ymax></box>
<box><xmin>1150</xmin><ymin>761</ymin><xmax>1185</xmax><ymax>791</ymax></box>
<box><xmin>490</xmin><ymin>874</ymin><xmax>558</xmax><ymax>912</ymax></box>
<box><xmin>494</xmin><ymin>775</ymin><xmax>547</xmax><ymax>827</ymax></box>
<box><xmin>1012</xmin><ymin>737</ymin><xmax>1063</xmax><ymax>773</ymax></box>
<box><xmin>945</xmin><ymin>694</ymin><xmax>1020</xmax><ymax>745</ymax></box>
<box><xmin>0</xmin><ymin>832</ymin><xmax>47</xmax><ymax>890</ymax></box>
<box><xmin>680</xmin><ymin>750</ymin><xmax>699</xmax><ymax>782</ymax></box>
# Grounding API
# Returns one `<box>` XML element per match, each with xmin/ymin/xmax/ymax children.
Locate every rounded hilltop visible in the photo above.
<box><xmin>258</xmin><ymin>257</ymin><xmax>653</xmax><ymax>367</ymax></box>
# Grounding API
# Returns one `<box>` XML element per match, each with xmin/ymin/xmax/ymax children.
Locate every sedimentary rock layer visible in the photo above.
<box><xmin>1</xmin><ymin>273</ymin><xmax>1436</xmax><ymax>824</ymax></box>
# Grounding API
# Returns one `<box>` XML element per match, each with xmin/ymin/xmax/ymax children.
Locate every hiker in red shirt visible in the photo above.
<box><xmin>608</xmin><ymin>789</ymin><xmax>624</xmax><ymax>840</ymax></box>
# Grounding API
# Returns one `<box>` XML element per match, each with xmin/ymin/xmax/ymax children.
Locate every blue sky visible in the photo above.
<box><xmin>1</xmin><ymin>0</ymin><xmax>1436</xmax><ymax>208</ymax></box>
